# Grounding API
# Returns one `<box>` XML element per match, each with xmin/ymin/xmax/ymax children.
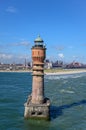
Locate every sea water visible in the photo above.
<box><xmin>0</xmin><ymin>72</ymin><xmax>86</xmax><ymax>130</ymax></box>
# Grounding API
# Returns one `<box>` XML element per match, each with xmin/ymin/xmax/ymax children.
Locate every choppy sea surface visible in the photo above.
<box><xmin>0</xmin><ymin>72</ymin><xmax>86</xmax><ymax>130</ymax></box>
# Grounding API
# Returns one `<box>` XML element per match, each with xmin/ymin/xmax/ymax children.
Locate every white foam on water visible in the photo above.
<box><xmin>62</xmin><ymin>80</ymin><xmax>68</xmax><ymax>84</ymax></box>
<box><xmin>60</xmin><ymin>89</ymin><xmax>75</xmax><ymax>94</ymax></box>
<box><xmin>45</xmin><ymin>73</ymin><xmax>86</xmax><ymax>80</ymax></box>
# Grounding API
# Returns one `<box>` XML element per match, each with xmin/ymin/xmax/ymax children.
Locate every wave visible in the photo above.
<box><xmin>60</xmin><ymin>89</ymin><xmax>75</xmax><ymax>94</ymax></box>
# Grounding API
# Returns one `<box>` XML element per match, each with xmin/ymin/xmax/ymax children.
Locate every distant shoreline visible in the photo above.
<box><xmin>0</xmin><ymin>69</ymin><xmax>86</xmax><ymax>75</ymax></box>
<box><xmin>0</xmin><ymin>70</ymin><xmax>32</xmax><ymax>73</ymax></box>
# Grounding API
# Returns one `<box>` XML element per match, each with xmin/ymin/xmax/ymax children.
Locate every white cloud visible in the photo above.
<box><xmin>0</xmin><ymin>53</ymin><xmax>31</xmax><ymax>63</ymax></box>
<box><xmin>11</xmin><ymin>41</ymin><xmax>30</xmax><ymax>47</ymax></box>
<box><xmin>20</xmin><ymin>41</ymin><xmax>30</xmax><ymax>46</ymax></box>
<box><xmin>73</xmin><ymin>56</ymin><xmax>78</xmax><ymax>58</ymax></box>
<box><xmin>6</xmin><ymin>6</ymin><xmax>17</xmax><ymax>13</ymax></box>
<box><xmin>18</xmin><ymin>54</ymin><xmax>31</xmax><ymax>59</ymax></box>
<box><xmin>0</xmin><ymin>53</ymin><xmax>13</xmax><ymax>59</ymax></box>
<box><xmin>53</xmin><ymin>45</ymin><xmax>65</xmax><ymax>51</ymax></box>
<box><xmin>58</xmin><ymin>53</ymin><xmax>64</xmax><ymax>58</ymax></box>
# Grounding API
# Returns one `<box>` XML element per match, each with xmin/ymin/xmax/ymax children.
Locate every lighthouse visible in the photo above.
<box><xmin>24</xmin><ymin>35</ymin><xmax>50</xmax><ymax>120</ymax></box>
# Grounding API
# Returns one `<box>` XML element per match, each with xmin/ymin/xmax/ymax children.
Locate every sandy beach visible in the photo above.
<box><xmin>45</xmin><ymin>69</ymin><xmax>86</xmax><ymax>75</ymax></box>
<box><xmin>0</xmin><ymin>69</ymin><xmax>86</xmax><ymax>75</ymax></box>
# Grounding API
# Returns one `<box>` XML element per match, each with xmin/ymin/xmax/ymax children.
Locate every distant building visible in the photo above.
<box><xmin>52</xmin><ymin>60</ymin><xmax>63</xmax><ymax>68</ymax></box>
<box><xmin>44</xmin><ymin>59</ymin><xmax>52</xmax><ymax>69</ymax></box>
<box><xmin>0</xmin><ymin>62</ymin><xmax>31</xmax><ymax>71</ymax></box>
<box><xmin>66</xmin><ymin>61</ymin><xmax>83</xmax><ymax>68</ymax></box>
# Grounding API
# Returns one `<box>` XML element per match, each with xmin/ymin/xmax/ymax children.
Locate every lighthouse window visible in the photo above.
<box><xmin>37</xmin><ymin>112</ymin><xmax>42</xmax><ymax>115</ymax></box>
<box><xmin>31</xmin><ymin>112</ymin><xmax>35</xmax><ymax>115</ymax></box>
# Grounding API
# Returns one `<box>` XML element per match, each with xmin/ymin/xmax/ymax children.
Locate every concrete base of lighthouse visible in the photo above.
<box><xmin>24</xmin><ymin>95</ymin><xmax>50</xmax><ymax>120</ymax></box>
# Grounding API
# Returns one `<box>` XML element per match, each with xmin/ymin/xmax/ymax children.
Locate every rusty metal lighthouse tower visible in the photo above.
<box><xmin>24</xmin><ymin>35</ymin><xmax>50</xmax><ymax>120</ymax></box>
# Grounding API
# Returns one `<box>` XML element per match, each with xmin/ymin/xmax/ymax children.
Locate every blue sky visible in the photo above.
<box><xmin>0</xmin><ymin>0</ymin><xmax>86</xmax><ymax>64</ymax></box>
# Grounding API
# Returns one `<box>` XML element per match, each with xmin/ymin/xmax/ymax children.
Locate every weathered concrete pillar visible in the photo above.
<box><xmin>32</xmin><ymin>75</ymin><xmax>44</xmax><ymax>104</ymax></box>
